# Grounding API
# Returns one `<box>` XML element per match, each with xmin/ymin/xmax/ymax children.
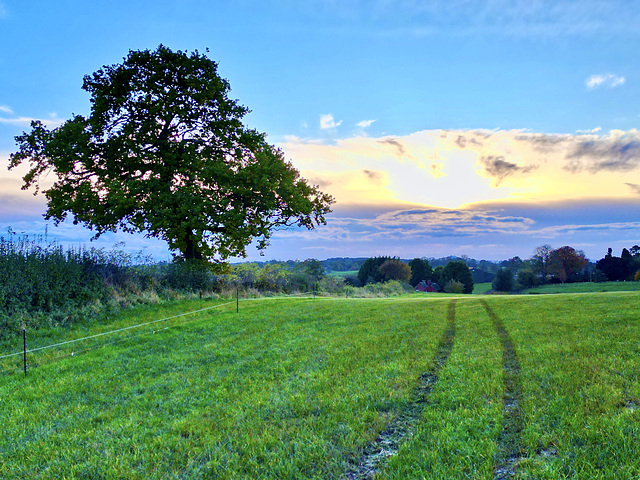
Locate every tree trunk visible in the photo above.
<box><xmin>183</xmin><ymin>232</ymin><xmax>204</xmax><ymax>261</ymax></box>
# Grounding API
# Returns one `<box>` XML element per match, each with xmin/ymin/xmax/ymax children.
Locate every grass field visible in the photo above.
<box><xmin>522</xmin><ymin>280</ymin><xmax>640</xmax><ymax>295</ymax></box>
<box><xmin>1</xmin><ymin>292</ymin><xmax>639</xmax><ymax>479</ymax></box>
<box><xmin>326</xmin><ymin>270</ymin><xmax>359</xmax><ymax>278</ymax></box>
<box><xmin>473</xmin><ymin>282</ymin><xmax>493</xmax><ymax>294</ymax></box>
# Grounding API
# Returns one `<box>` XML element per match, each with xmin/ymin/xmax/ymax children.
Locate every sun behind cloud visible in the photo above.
<box><xmin>280</xmin><ymin>128</ymin><xmax>640</xmax><ymax>210</ymax></box>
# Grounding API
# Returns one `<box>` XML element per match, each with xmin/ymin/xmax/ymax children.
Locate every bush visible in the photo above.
<box><xmin>362</xmin><ymin>280</ymin><xmax>406</xmax><ymax>297</ymax></box>
<box><xmin>344</xmin><ymin>275</ymin><xmax>362</xmax><ymax>287</ymax></box>
<box><xmin>378</xmin><ymin>259</ymin><xmax>412</xmax><ymax>283</ymax></box>
<box><xmin>444</xmin><ymin>280</ymin><xmax>464</xmax><ymax>293</ymax></box>
<box><xmin>441</xmin><ymin>261</ymin><xmax>474</xmax><ymax>294</ymax></box>
<box><xmin>493</xmin><ymin>268</ymin><xmax>514</xmax><ymax>292</ymax></box>
<box><xmin>516</xmin><ymin>269</ymin><xmax>537</xmax><ymax>289</ymax></box>
<box><xmin>162</xmin><ymin>260</ymin><xmax>217</xmax><ymax>292</ymax></box>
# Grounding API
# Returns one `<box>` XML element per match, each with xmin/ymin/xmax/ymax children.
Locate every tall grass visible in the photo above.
<box><xmin>0</xmin><ymin>233</ymin><xmax>119</xmax><ymax>338</ymax></box>
<box><xmin>0</xmin><ymin>233</ymin><xmax>419</xmax><ymax>344</ymax></box>
<box><xmin>0</xmin><ymin>233</ymin><xmax>216</xmax><ymax>342</ymax></box>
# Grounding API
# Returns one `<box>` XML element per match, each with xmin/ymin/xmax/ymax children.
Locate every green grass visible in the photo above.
<box><xmin>1</xmin><ymin>293</ymin><xmax>639</xmax><ymax>478</ymax></box>
<box><xmin>0</xmin><ymin>298</ymin><xmax>450</xmax><ymax>478</ymax></box>
<box><xmin>326</xmin><ymin>270</ymin><xmax>359</xmax><ymax>277</ymax></box>
<box><xmin>494</xmin><ymin>293</ymin><xmax>640</xmax><ymax>478</ymax></box>
<box><xmin>473</xmin><ymin>282</ymin><xmax>493</xmax><ymax>294</ymax></box>
<box><xmin>522</xmin><ymin>280</ymin><xmax>640</xmax><ymax>294</ymax></box>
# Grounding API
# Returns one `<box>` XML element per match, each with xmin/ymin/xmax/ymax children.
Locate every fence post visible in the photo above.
<box><xmin>236</xmin><ymin>288</ymin><xmax>239</xmax><ymax>313</ymax></box>
<box><xmin>23</xmin><ymin>327</ymin><xmax>27</xmax><ymax>376</ymax></box>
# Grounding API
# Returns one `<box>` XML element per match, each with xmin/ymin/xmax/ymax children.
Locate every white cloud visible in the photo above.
<box><xmin>576</xmin><ymin>127</ymin><xmax>602</xmax><ymax>134</ymax></box>
<box><xmin>0</xmin><ymin>105</ymin><xmax>13</xmax><ymax>114</ymax></box>
<box><xmin>356</xmin><ymin>119</ymin><xmax>376</xmax><ymax>128</ymax></box>
<box><xmin>320</xmin><ymin>114</ymin><xmax>342</xmax><ymax>130</ymax></box>
<box><xmin>299</xmin><ymin>0</ymin><xmax>640</xmax><ymax>39</ymax></box>
<box><xmin>281</xmin><ymin>127</ymin><xmax>640</xmax><ymax>209</ymax></box>
<box><xmin>586</xmin><ymin>73</ymin><xmax>626</xmax><ymax>89</ymax></box>
<box><xmin>0</xmin><ymin>113</ymin><xmax>64</xmax><ymax>128</ymax></box>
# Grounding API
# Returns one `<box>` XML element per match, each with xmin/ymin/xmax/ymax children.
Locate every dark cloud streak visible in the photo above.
<box><xmin>362</xmin><ymin>169</ymin><xmax>383</xmax><ymax>182</ymax></box>
<box><xmin>480</xmin><ymin>156</ymin><xmax>537</xmax><ymax>186</ymax></box>
<box><xmin>565</xmin><ymin>139</ymin><xmax>640</xmax><ymax>173</ymax></box>
<box><xmin>378</xmin><ymin>138</ymin><xmax>407</xmax><ymax>157</ymax></box>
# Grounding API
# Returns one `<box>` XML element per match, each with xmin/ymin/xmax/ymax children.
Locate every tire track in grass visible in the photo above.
<box><xmin>480</xmin><ymin>300</ymin><xmax>525</xmax><ymax>480</ymax></box>
<box><xmin>345</xmin><ymin>300</ymin><xmax>457</xmax><ymax>480</ymax></box>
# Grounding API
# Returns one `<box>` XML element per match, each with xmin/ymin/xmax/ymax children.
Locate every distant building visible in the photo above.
<box><xmin>415</xmin><ymin>280</ymin><xmax>440</xmax><ymax>293</ymax></box>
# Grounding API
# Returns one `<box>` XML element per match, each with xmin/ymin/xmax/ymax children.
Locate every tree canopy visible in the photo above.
<box><xmin>596</xmin><ymin>246</ymin><xmax>640</xmax><ymax>281</ymax></box>
<box><xmin>493</xmin><ymin>267</ymin><xmax>514</xmax><ymax>292</ymax></box>
<box><xmin>408</xmin><ymin>258</ymin><xmax>433</xmax><ymax>286</ymax></box>
<box><xmin>9</xmin><ymin>46</ymin><xmax>333</xmax><ymax>263</ymax></box>
<box><xmin>357</xmin><ymin>256</ymin><xmax>392</xmax><ymax>285</ymax></box>
<box><xmin>378</xmin><ymin>259</ymin><xmax>412</xmax><ymax>283</ymax></box>
<box><xmin>548</xmin><ymin>246</ymin><xmax>588</xmax><ymax>283</ymax></box>
<box><xmin>441</xmin><ymin>260</ymin><xmax>474</xmax><ymax>294</ymax></box>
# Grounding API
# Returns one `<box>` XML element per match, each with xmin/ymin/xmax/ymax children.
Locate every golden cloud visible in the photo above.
<box><xmin>280</xmin><ymin>129</ymin><xmax>640</xmax><ymax>209</ymax></box>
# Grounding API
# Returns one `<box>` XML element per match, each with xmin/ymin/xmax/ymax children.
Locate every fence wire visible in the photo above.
<box><xmin>0</xmin><ymin>301</ymin><xmax>235</xmax><ymax>375</ymax></box>
<box><xmin>0</xmin><ymin>292</ymin><xmax>384</xmax><ymax>377</ymax></box>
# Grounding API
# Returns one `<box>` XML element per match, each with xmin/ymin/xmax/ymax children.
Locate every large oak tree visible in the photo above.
<box><xmin>10</xmin><ymin>46</ymin><xmax>333</xmax><ymax>263</ymax></box>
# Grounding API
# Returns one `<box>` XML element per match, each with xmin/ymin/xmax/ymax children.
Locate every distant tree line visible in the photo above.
<box><xmin>492</xmin><ymin>244</ymin><xmax>590</xmax><ymax>292</ymax></box>
<box><xmin>351</xmin><ymin>256</ymin><xmax>474</xmax><ymax>294</ymax></box>
<box><xmin>490</xmin><ymin>244</ymin><xmax>640</xmax><ymax>292</ymax></box>
<box><xmin>595</xmin><ymin>246</ymin><xmax>640</xmax><ymax>282</ymax></box>
<box><xmin>5</xmin><ymin>230</ymin><xmax>639</xmax><ymax>340</ymax></box>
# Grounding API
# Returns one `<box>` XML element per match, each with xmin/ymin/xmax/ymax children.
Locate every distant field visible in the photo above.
<box><xmin>473</xmin><ymin>282</ymin><xmax>493</xmax><ymax>294</ymax></box>
<box><xmin>1</xmin><ymin>293</ymin><xmax>639</xmax><ymax>478</ymax></box>
<box><xmin>326</xmin><ymin>270</ymin><xmax>359</xmax><ymax>277</ymax></box>
<box><xmin>522</xmin><ymin>280</ymin><xmax>640</xmax><ymax>294</ymax></box>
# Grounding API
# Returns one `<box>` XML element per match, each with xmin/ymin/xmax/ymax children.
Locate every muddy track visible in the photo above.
<box><xmin>480</xmin><ymin>300</ymin><xmax>525</xmax><ymax>480</ymax></box>
<box><xmin>344</xmin><ymin>300</ymin><xmax>457</xmax><ymax>480</ymax></box>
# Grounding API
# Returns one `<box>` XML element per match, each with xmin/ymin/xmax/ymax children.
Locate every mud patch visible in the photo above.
<box><xmin>536</xmin><ymin>446</ymin><xmax>558</xmax><ymax>459</ymax></box>
<box><xmin>344</xmin><ymin>300</ymin><xmax>457</xmax><ymax>480</ymax></box>
<box><xmin>480</xmin><ymin>300</ymin><xmax>526</xmax><ymax>480</ymax></box>
<box><xmin>620</xmin><ymin>399</ymin><xmax>638</xmax><ymax>412</ymax></box>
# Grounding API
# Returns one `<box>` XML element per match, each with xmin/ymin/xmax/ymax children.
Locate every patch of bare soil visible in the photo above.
<box><xmin>344</xmin><ymin>300</ymin><xmax>457</xmax><ymax>480</ymax></box>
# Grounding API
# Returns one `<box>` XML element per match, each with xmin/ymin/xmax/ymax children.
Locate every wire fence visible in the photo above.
<box><xmin>0</xmin><ymin>288</ymin><xmax>412</xmax><ymax>378</ymax></box>
<box><xmin>0</xmin><ymin>300</ymin><xmax>237</xmax><ymax>377</ymax></box>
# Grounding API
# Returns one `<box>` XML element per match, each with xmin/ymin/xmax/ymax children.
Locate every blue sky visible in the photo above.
<box><xmin>2</xmin><ymin>0</ymin><xmax>640</xmax><ymax>262</ymax></box>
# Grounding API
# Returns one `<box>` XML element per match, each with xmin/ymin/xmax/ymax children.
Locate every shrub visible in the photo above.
<box><xmin>378</xmin><ymin>259</ymin><xmax>412</xmax><ymax>283</ymax></box>
<box><xmin>362</xmin><ymin>280</ymin><xmax>406</xmax><ymax>297</ymax></box>
<box><xmin>493</xmin><ymin>268</ymin><xmax>514</xmax><ymax>292</ymax></box>
<box><xmin>441</xmin><ymin>261</ymin><xmax>474</xmax><ymax>294</ymax></box>
<box><xmin>593</xmin><ymin>269</ymin><xmax>608</xmax><ymax>283</ymax></box>
<box><xmin>444</xmin><ymin>280</ymin><xmax>465</xmax><ymax>294</ymax></box>
<box><xmin>516</xmin><ymin>269</ymin><xmax>537</xmax><ymax>289</ymax></box>
<box><xmin>344</xmin><ymin>275</ymin><xmax>362</xmax><ymax>287</ymax></box>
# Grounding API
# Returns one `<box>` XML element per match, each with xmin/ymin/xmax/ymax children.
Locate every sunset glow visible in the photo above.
<box><xmin>1</xmin><ymin>1</ymin><xmax>640</xmax><ymax>261</ymax></box>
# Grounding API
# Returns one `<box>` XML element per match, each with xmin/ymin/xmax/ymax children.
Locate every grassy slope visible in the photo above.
<box><xmin>0</xmin><ymin>298</ymin><xmax>450</xmax><ymax>479</ymax></box>
<box><xmin>1</xmin><ymin>293</ymin><xmax>639</xmax><ymax>478</ymax></box>
<box><xmin>473</xmin><ymin>282</ymin><xmax>493</xmax><ymax>294</ymax></box>
<box><xmin>499</xmin><ymin>293</ymin><xmax>640</xmax><ymax>478</ymax></box>
<box><xmin>326</xmin><ymin>270</ymin><xmax>359</xmax><ymax>278</ymax></box>
<box><xmin>522</xmin><ymin>281</ymin><xmax>640</xmax><ymax>294</ymax></box>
